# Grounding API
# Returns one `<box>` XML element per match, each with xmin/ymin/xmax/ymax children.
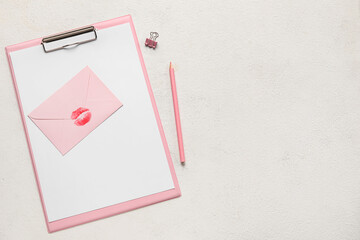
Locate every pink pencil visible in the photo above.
<box><xmin>169</xmin><ymin>62</ymin><xmax>186</xmax><ymax>164</ymax></box>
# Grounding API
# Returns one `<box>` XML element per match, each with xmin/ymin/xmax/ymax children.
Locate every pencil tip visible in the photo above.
<box><xmin>169</xmin><ymin>62</ymin><xmax>172</xmax><ymax>69</ymax></box>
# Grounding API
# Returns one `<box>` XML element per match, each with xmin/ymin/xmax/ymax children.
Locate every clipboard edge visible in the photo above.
<box><xmin>48</xmin><ymin>188</ymin><xmax>181</xmax><ymax>232</ymax></box>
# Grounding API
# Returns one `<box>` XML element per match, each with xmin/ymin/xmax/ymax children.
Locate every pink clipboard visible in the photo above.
<box><xmin>5</xmin><ymin>15</ymin><xmax>181</xmax><ymax>233</ymax></box>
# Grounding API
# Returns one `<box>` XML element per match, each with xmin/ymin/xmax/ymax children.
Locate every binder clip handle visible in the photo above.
<box><xmin>150</xmin><ymin>32</ymin><xmax>159</xmax><ymax>41</ymax></box>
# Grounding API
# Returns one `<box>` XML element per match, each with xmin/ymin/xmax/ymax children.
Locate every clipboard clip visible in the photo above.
<box><xmin>42</xmin><ymin>26</ymin><xmax>97</xmax><ymax>53</ymax></box>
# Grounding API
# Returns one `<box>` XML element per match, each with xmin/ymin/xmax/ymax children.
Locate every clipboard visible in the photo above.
<box><xmin>5</xmin><ymin>15</ymin><xmax>181</xmax><ymax>233</ymax></box>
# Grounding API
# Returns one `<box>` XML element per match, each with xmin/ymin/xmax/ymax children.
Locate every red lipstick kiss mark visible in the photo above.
<box><xmin>71</xmin><ymin>107</ymin><xmax>91</xmax><ymax>126</ymax></box>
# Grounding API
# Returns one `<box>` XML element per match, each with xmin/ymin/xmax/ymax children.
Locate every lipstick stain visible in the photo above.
<box><xmin>71</xmin><ymin>107</ymin><xmax>91</xmax><ymax>126</ymax></box>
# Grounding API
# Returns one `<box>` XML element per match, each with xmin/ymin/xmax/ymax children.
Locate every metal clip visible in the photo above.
<box><xmin>145</xmin><ymin>32</ymin><xmax>159</xmax><ymax>49</ymax></box>
<box><xmin>42</xmin><ymin>26</ymin><xmax>97</xmax><ymax>53</ymax></box>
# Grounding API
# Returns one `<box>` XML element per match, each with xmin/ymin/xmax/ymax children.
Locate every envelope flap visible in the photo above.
<box><xmin>86</xmin><ymin>68</ymin><xmax>120</xmax><ymax>104</ymax></box>
<box><xmin>28</xmin><ymin>67</ymin><xmax>91</xmax><ymax>120</ymax></box>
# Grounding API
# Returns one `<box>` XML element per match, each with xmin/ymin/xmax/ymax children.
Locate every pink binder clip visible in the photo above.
<box><xmin>145</xmin><ymin>32</ymin><xmax>159</xmax><ymax>49</ymax></box>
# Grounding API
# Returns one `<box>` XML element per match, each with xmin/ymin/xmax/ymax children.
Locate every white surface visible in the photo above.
<box><xmin>9</xmin><ymin>23</ymin><xmax>174</xmax><ymax>221</ymax></box>
<box><xmin>1</xmin><ymin>0</ymin><xmax>360</xmax><ymax>239</ymax></box>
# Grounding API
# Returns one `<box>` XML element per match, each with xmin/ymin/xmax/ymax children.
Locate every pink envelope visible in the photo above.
<box><xmin>28</xmin><ymin>66</ymin><xmax>123</xmax><ymax>155</ymax></box>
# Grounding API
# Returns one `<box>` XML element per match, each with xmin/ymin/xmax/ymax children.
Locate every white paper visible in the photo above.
<box><xmin>10</xmin><ymin>23</ymin><xmax>175</xmax><ymax>222</ymax></box>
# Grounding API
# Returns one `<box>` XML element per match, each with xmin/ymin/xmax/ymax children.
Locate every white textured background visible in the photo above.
<box><xmin>1</xmin><ymin>0</ymin><xmax>360</xmax><ymax>239</ymax></box>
